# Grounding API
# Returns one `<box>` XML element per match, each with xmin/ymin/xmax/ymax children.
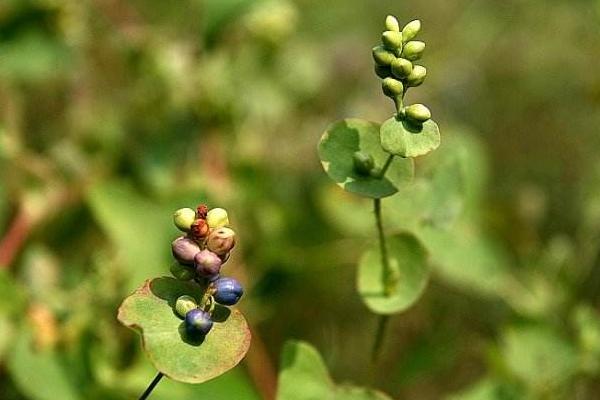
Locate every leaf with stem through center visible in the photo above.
<box><xmin>318</xmin><ymin>118</ymin><xmax>414</xmax><ymax>199</ymax></box>
<box><xmin>117</xmin><ymin>277</ymin><xmax>251</xmax><ymax>384</ymax></box>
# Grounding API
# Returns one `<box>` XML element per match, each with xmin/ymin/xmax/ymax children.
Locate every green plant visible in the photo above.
<box><xmin>318</xmin><ymin>14</ymin><xmax>439</xmax><ymax>359</ymax></box>
<box><xmin>117</xmin><ymin>204</ymin><xmax>250</xmax><ymax>398</ymax></box>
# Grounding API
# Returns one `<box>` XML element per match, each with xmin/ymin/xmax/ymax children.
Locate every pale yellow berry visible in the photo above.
<box><xmin>173</xmin><ymin>208</ymin><xmax>196</xmax><ymax>232</ymax></box>
<box><xmin>206</xmin><ymin>207</ymin><xmax>229</xmax><ymax>229</ymax></box>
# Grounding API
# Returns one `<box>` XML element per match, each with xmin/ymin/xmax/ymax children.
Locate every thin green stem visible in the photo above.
<box><xmin>378</xmin><ymin>154</ymin><xmax>395</xmax><ymax>178</ymax></box>
<box><xmin>371</xmin><ymin>315</ymin><xmax>389</xmax><ymax>362</ymax></box>
<box><xmin>139</xmin><ymin>372</ymin><xmax>164</xmax><ymax>400</ymax></box>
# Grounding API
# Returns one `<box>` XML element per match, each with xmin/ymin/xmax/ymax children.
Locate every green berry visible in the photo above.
<box><xmin>170</xmin><ymin>262</ymin><xmax>195</xmax><ymax>280</ymax></box>
<box><xmin>402</xmin><ymin>41</ymin><xmax>425</xmax><ymax>61</ymax></box>
<box><xmin>352</xmin><ymin>151</ymin><xmax>374</xmax><ymax>176</ymax></box>
<box><xmin>391</xmin><ymin>58</ymin><xmax>413</xmax><ymax>79</ymax></box>
<box><xmin>206</xmin><ymin>207</ymin><xmax>229</xmax><ymax>229</ymax></box>
<box><xmin>374</xmin><ymin>65</ymin><xmax>391</xmax><ymax>79</ymax></box>
<box><xmin>382</xmin><ymin>77</ymin><xmax>403</xmax><ymax>98</ymax></box>
<box><xmin>173</xmin><ymin>208</ymin><xmax>196</xmax><ymax>232</ymax></box>
<box><xmin>381</xmin><ymin>31</ymin><xmax>403</xmax><ymax>51</ymax></box>
<box><xmin>175</xmin><ymin>295</ymin><xmax>198</xmax><ymax>318</ymax></box>
<box><xmin>385</xmin><ymin>15</ymin><xmax>400</xmax><ymax>32</ymax></box>
<box><xmin>402</xmin><ymin>20</ymin><xmax>421</xmax><ymax>42</ymax></box>
<box><xmin>372</xmin><ymin>46</ymin><xmax>396</xmax><ymax>66</ymax></box>
<box><xmin>406</xmin><ymin>65</ymin><xmax>426</xmax><ymax>87</ymax></box>
<box><xmin>404</xmin><ymin>104</ymin><xmax>431</xmax><ymax>123</ymax></box>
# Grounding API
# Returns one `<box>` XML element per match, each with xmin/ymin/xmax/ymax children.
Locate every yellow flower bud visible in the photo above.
<box><xmin>382</xmin><ymin>31</ymin><xmax>403</xmax><ymax>51</ymax></box>
<box><xmin>385</xmin><ymin>15</ymin><xmax>400</xmax><ymax>32</ymax></box>
<box><xmin>406</xmin><ymin>65</ymin><xmax>426</xmax><ymax>87</ymax></box>
<box><xmin>402</xmin><ymin>19</ymin><xmax>421</xmax><ymax>42</ymax></box>
<box><xmin>404</xmin><ymin>104</ymin><xmax>431</xmax><ymax>123</ymax></box>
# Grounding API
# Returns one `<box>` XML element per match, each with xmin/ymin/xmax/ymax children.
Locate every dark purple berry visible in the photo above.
<box><xmin>171</xmin><ymin>237</ymin><xmax>200</xmax><ymax>265</ymax></box>
<box><xmin>185</xmin><ymin>309</ymin><xmax>213</xmax><ymax>336</ymax></box>
<box><xmin>212</xmin><ymin>277</ymin><xmax>244</xmax><ymax>306</ymax></box>
<box><xmin>194</xmin><ymin>250</ymin><xmax>222</xmax><ymax>279</ymax></box>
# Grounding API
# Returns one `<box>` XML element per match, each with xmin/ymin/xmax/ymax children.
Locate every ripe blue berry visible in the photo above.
<box><xmin>194</xmin><ymin>249</ymin><xmax>222</xmax><ymax>279</ymax></box>
<box><xmin>212</xmin><ymin>277</ymin><xmax>244</xmax><ymax>306</ymax></box>
<box><xmin>185</xmin><ymin>309</ymin><xmax>213</xmax><ymax>336</ymax></box>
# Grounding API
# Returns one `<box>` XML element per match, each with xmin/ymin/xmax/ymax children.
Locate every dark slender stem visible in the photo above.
<box><xmin>374</xmin><ymin>199</ymin><xmax>392</xmax><ymax>295</ymax></box>
<box><xmin>378</xmin><ymin>154</ymin><xmax>395</xmax><ymax>178</ymax></box>
<box><xmin>139</xmin><ymin>372</ymin><xmax>164</xmax><ymax>400</ymax></box>
<box><xmin>371</xmin><ymin>315</ymin><xmax>389</xmax><ymax>362</ymax></box>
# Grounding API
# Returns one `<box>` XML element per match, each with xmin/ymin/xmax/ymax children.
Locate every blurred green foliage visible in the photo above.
<box><xmin>1</xmin><ymin>0</ymin><xmax>600</xmax><ymax>399</ymax></box>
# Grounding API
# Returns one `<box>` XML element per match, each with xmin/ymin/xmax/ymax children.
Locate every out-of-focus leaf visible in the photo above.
<box><xmin>8</xmin><ymin>329</ymin><xmax>81</xmax><ymax>400</ymax></box>
<box><xmin>317</xmin><ymin>186</ymin><xmax>373</xmax><ymax>236</ymax></box>
<box><xmin>446</xmin><ymin>377</ymin><xmax>524</xmax><ymax>400</ymax></box>
<box><xmin>276</xmin><ymin>340</ymin><xmax>393</xmax><ymax>400</ymax></box>
<box><xmin>572</xmin><ymin>304</ymin><xmax>600</xmax><ymax>373</ymax></box>
<box><xmin>318</xmin><ymin>118</ymin><xmax>414</xmax><ymax>199</ymax></box>
<box><xmin>380</xmin><ymin>117</ymin><xmax>441</xmax><ymax>158</ymax></box>
<box><xmin>201</xmin><ymin>0</ymin><xmax>255</xmax><ymax>43</ymax></box>
<box><xmin>500</xmin><ymin>325</ymin><xmax>577</xmax><ymax>391</ymax></box>
<box><xmin>0</xmin><ymin>314</ymin><xmax>14</xmax><ymax>362</ymax></box>
<box><xmin>419</xmin><ymin>224</ymin><xmax>513</xmax><ymax>297</ymax></box>
<box><xmin>277</xmin><ymin>341</ymin><xmax>331</xmax><ymax>400</ymax></box>
<box><xmin>0</xmin><ymin>32</ymin><xmax>70</xmax><ymax>81</ymax></box>
<box><xmin>117</xmin><ymin>277</ymin><xmax>251</xmax><ymax>384</ymax></box>
<box><xmin>87</xmin><ymin>182</ymin><xmax>172</xmax><ymax>291</ymax></box>
<box><xmin>0</xmin><ymin>269</ymin><xmax>26</xmax><ymax>315</ymax></box>
<box><xmin>357</xmin><ymin>233</ymin><xmax>429</xmax><ymax>314</ymax></box>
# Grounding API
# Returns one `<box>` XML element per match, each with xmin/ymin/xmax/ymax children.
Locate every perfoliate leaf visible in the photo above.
<box><xmin>380</xmin><ymin>116</ymin><xmax>440</xmax><ymax>158</ymax></box>
<box><xmin>118</xmin><ymin>277</ymin><xmax>251</xmax><ymax>384</ymax></box>
<box><xmin>357</xmin><ymin>233</ymin><xmax>429</xmax><ymax>315</ymax></box>
<box><xmin>318</xmin><ymin>118</ymin><xmax>414</xmax><ymax>199</ymax></box>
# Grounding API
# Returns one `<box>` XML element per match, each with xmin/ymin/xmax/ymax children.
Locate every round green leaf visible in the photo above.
<box><xmin>276</xmin><ymin>340</ymin><xmax>393</xmax><ymax>400</ymax></box>
<box><xmin>380</xmin><ymin>116</ymin><xmax>440</xmax><ymax>158</ymax></box>
<box><xmin>318</xmin><ymin>118</ymin><xmax>414</xmax><ymax>198</ymax></box>
<box><xmin>118</xmin><ymin>277</ymin><xmax>251</xmax><ymax>384</ymax></box>
<box><xmin>357</xmin><ymin>233</ymin><xmax>429</xmax><ymax>314</ymax></box>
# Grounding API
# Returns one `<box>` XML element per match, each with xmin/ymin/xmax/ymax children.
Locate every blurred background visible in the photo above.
<box><xmin>2</xmin><ymin>0</ymin><xmax>600</xmax><ymax>399</ymax></box>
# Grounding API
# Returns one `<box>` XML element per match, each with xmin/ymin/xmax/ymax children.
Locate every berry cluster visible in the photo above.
<box><xmin>372</xmin><ymin>15</ymin><xmax>431</xmax><ymax>123</ymax></box>
<box><xmin>169</xmin><ymin>204</ymin><xmax>244</xmax><ymax>338</ymax></box>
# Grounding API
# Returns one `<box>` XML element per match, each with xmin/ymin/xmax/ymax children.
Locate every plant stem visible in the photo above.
<box><xmin>139</xmin><ymin>372</ymin><xmax>164</xmax><ymax>400</ymax></box>
<box><xmin>378</xmin><ymin>154</ymin><xmax>395</xmax><ymax>178</ymax></box>
<box><xmin>374</xmin><ymin>199</ymin><xmax>393</xmax><ymax>296</ymax></box>
<box><xmin>371</xmin><ymin>315</ymin><xmax>389</xmax><ymax>362</ymax></box>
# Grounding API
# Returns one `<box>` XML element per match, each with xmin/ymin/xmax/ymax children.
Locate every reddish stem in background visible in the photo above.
<box><xmin>244</xmin><ymin>327</ymin><xmax>278</xmax><ymax>400</ymax></box>
<box><xmin>0</xmin><ymin>207</ymin><xmax>31</xmax><ymax>268</ymax></box>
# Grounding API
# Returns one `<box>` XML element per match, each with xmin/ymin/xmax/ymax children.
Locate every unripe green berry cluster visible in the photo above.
<box><xmin>372</xmin><ymin>15</ymin><xmax>431</xmax><ymax>124</ymax></box>
<box><xmin>170</xmin><ymin>204</ymin><xmax>244</xmax><ymax>338</ymax></box>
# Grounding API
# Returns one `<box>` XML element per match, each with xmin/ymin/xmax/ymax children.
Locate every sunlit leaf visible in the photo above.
<box><xmin>117</xmin><ymin>277</ymin><xmax>251</xmax><ymax>384</ymax></box>
<box><xmin>380</xmin><ymin>116</ymin><xmax>440</xmax><ymax>158</ymax></box>
<box><xmin>318</xmin><ymin>118</ymin><xmax>414</xmax><ymax>199</ymax></box>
